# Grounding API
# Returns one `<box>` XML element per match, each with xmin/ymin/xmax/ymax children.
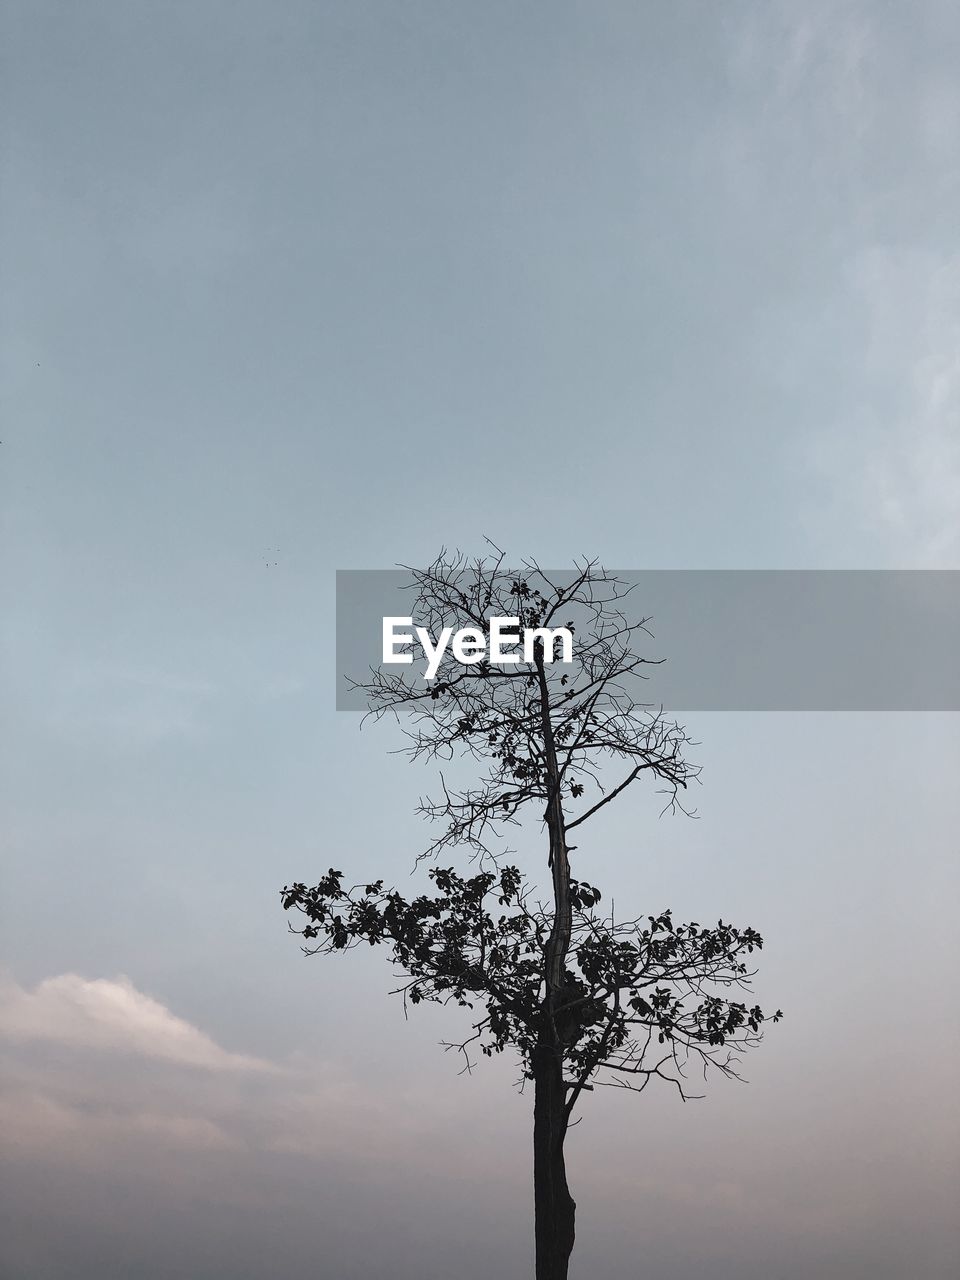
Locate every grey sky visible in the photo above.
<box><xmin>1</xmin><ymin>2</ymin><xmax>958</xmax><ymax>1277</ymax></box>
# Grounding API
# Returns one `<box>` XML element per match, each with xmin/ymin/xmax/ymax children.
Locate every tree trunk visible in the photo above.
<box><xmin>533</xmin><ymin>1041</ymin><xmax>576</xmax><ymax>1279</ymax></box>
<box><xmin>531</xmin><ymin>644</ymin><xmax>577</xmax><ymax>1277</ymax></box>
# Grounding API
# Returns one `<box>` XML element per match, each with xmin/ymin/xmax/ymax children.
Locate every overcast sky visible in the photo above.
<box><xmin>1</xmin><ymin>3</ymin><xmax>959</xmax><ymax>1277</ymax></box>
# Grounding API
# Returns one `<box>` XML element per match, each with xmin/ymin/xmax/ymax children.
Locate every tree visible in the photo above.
<box><xmin>282</xmin><ymin>549</ymin><xmax>782</xmax><ymax>1280</ymax></box>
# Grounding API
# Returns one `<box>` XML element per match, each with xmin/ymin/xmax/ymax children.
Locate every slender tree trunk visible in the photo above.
<box><xmin>533</xmin><ymin>1039</ymin><xmax>576</xmax><ymax>1279</ymax></box>
<box><xmin>534</xmin><ymin>650</ymin><xmax>572</xmax><ymax>995</ymax></box>
<box><xmin>533</xmin><ymin>646</ymin><xmax>576</xmax><ymax>1277</ymax></box>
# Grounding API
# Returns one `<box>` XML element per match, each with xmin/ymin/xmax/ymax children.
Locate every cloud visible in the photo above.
<box><xmin>727</xmin><ymin>0</ymin><xmax>876</xmax><ymax>127</ymax></box>
<box><xmin>717</xmin><ymin>5</ymin><xmax>959</xmax><ymax>569</ymax></box>
<box><xmin>716</xmin><ymin>0</ymin><xmax>879</xmax><ymax>206</ymax></box>
<box><xmin>0</xmin><ymin>1087</ymin><xmax>240</xmax><ymax>1155</ymax></box>
<box><xmin>852</xmin><ymin>247</ymin><xmax>960</xmax><ymax>563</ymax></box>
<box><xmin>810</xmin><ymin>247</ymin><xmax>960</xmax><ymax>565</ymax></box>
<box><xmin>0</xmin><ymin>971</ymin><xmax>482</xmax><ymax>1172</ymax></box>
<box><xmin>0</xmin><ymin>973</ymin><xmax>274</xmax><ymax>1072</ymax></box>
<box><xmin>1</xmin><ymin>963</ymin><xmax>957</xmax><ymax>1278</ymax></box>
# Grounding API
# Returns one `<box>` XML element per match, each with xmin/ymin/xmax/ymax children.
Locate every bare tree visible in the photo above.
<box><xmin>282</xmin><ymin>549</ymin><xmax>781</xmax><ymax>1280</ymax></box>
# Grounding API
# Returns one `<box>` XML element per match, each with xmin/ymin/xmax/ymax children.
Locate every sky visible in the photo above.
<box><xmin>1</xmin><ymin>2</ymin><xmax>959</xmax><ymax>1277</ymax></box>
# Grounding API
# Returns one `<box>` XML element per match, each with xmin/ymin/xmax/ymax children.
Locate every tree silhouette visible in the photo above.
<box><xmin>282</xmin><ymin>549</ymin><xmax>782</xmax><ymax>1280</ymax></box>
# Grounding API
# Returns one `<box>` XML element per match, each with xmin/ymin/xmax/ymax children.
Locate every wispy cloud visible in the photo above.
<box><xmin>810</xmin><ymin>247</ymin><xmax>960</xmax><ymax>565</ymax></box>
<box><xmin>718</xmin><ymin>5</ymin><xmax>960</xmax><ymax>565</ymax></box>
<box><xmin>727</xmin><ymin>0</ymin><xmax>876</xmax><ymax>126</ymax></box>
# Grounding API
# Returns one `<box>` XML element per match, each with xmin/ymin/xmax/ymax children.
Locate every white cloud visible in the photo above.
<box><xmin>0</xmin><ymin>971</ymin><xmax>481</xmax><ymax>1171</ymax></box>
<box><xmin>0</xmin><ymin>972</ymin><xmax>275</xmax><ymax>1072</ymax></box>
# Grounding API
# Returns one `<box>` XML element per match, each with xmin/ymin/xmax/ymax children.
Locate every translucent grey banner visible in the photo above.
<box><xmin>336</xmin><ymin>570</ymin><xmax>960</xmax><ymax>711</ymax></box>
